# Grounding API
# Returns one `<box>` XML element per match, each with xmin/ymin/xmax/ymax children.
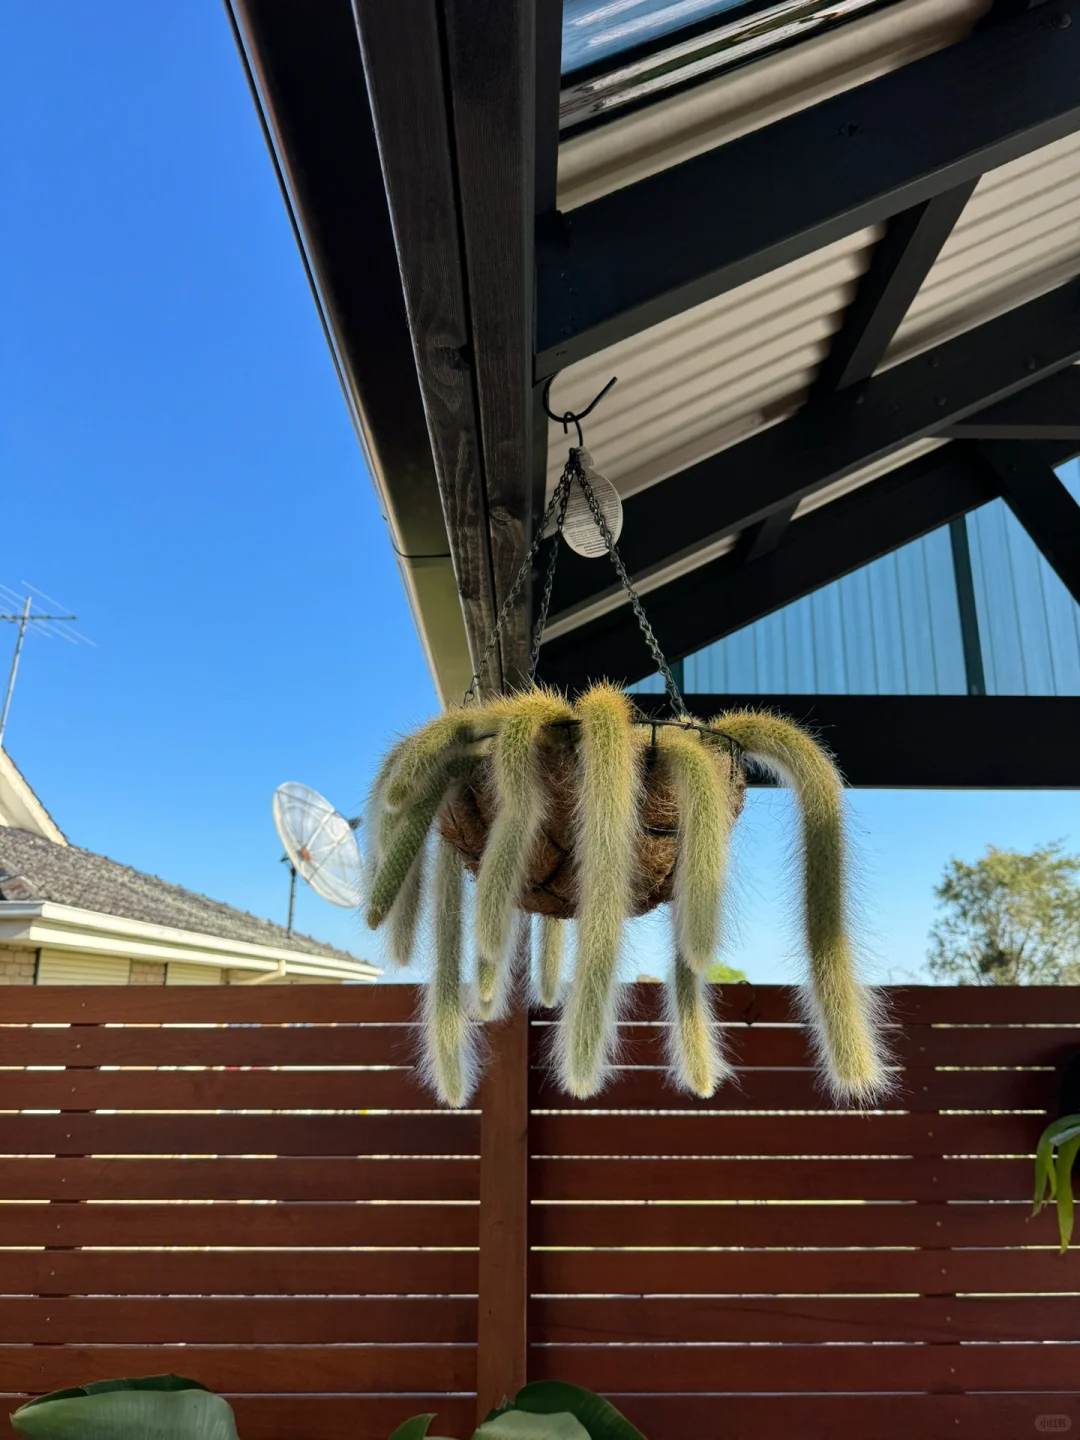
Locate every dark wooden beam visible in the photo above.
<box><xmin>635</xmin><ymin>694</ymin><xmax>1080</xmax><ymax>788</ymax></box>
<box><xmin>546</xmin><ymin>280</ymin><xmax>1080</xmax><ymax>629</ymax></box>
<box><xmin>942</xmin><ymin>366</ymin><xmax>1080</xmax><ymax>439</ymax></box>
<box><xmin>441</xmin><ymin>0</ymin><xmax>540</xmax><ymax>685</ymax></box>
<box><xmin>812</xmin><ymin>183</ymin><xmax>977</xmax><ymax>395</ymax></box>
<box><xmin>352</xmin><ymin>1</ymin><xmax>501</xmax><ymax>688</ymax></box>
<box><xmin>538</xmin><ymin>445</ymin><xmax>1001</xmax><ymax>690</ymax></box>
<box><xmin>979</xmin><ymin>440</ymin><xmax>1080</xmax><ymax>605</ymax></box>
<box><xmin>536</xmin><ymin>0</ymin><xmax>1080</xmax><ymax>374</ymax></box>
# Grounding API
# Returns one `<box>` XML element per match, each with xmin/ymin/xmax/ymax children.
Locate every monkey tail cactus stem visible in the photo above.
<box><xmin>711</xmin><ymin>710</ymin><xmax>888</xmax><ymax>1101</ymax></box>
<box><xmin>556</xmin><ymin>683</ymin><xmax>640</xmax><ymax>1097</ymax></box>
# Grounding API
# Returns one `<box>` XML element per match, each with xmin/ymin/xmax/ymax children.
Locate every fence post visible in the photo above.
<box><xmin>476</xmin><ymin>1001</ymin><xmax>530</xmax><ymax>1420</ymax></box>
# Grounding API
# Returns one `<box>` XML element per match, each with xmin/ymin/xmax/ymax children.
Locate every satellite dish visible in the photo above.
<box><xmin>272</xmin><ymin>782</ymin><xmax>362</xmax><ymax>929</ymax></box>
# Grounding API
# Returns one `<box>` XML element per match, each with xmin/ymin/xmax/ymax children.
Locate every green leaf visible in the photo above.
<box><xmin>20</xmin><ymin>1377</ymin><xmax>209</xmax><ymax>1410</ymax></box>
<box><xmin>513</xmin><ymin>1383</ymin><xmax>647</xmax><ymax>1440</ymax></box>
<box><xmin>10</xmin><ymin>1386</ymin><xmax>240</xmax><ymax>1440</ymax></box>
<box><xmin>387</xmin><ymin>1416</ymin><xmax>456</xmax><ymax>1440</ymax></box>
<box><xmin>1056</xmin><ymin>1134</ymin><xmax>1080</xmax><ymax>1254</ymax></box>
<box><xmin>476</xmin><ymin>1411</ymin><xmax>590</xmax><ymax>1440</ymax></box>
<box><xmin>1035</xmin><ymin>1130</ymin><xmax>1058</xmax><ymax>1213</ymax></box>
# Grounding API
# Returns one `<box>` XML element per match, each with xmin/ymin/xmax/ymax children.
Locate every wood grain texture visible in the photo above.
<box><xmin>0</xmin><ymin>985</ymin><xmax>420</xmax><ymax>1023</ymax></box>
<box><xmin>531</xmin><ymin>1155</ymin><xmax>1033</xmax><ymax>1201</ymax></box>
<box><xmin>533</xmin><ymin>1295</ymin><xmax>1080</xmax><ymax>1344</ymax></box>
<box><xmin>531</xmin><ymin>1065</ymin><xmax>1057</xmax><ymax>1112</ymax></box>
<box><xmin>0</xmin><ymin>1113</ymin><xmax>478</xmax><ymax>1156</ymax></box>
<box><xmin>443</xmin><ymin>0</ymin><xmax>536</xmax><ymax>684</ymax></box>
<box><xmin>531</xmin><ymin>1247</ymin><xmax>1080</xmax><ymax>1296</ymax></box>
<box><xmin>0</xmin><ymin>1157</ymin><xmax>478</xmax><ymax>1201</ymax></box>
<box><xmin>0</xmin><ymin>1346</ymin><xmax>473</xmax><ymax>1394</ymax></box>
<box><xmin>0</xmin><ymin>1296</ymin><xmax>475</xmax><ymax>1344</ymax></box>
<box><xmin>530</xmin><ymin>1343</ymin><xmax>1080</xmax><ymax>1392</ymax></box>
<box><xmin>0</xmin><ymin>1201</ymin><xmax>477</xmax><ymax>1248</ymax></box>
<box><xmin>0</xmin><ymin>1066</ymin><xmax>434</xmax><ymax>1111</ymax></box>
<box><xmin>477</xmin><ymin>1004</ymin><xmax>530</xmax><ymax>1419</ymax></box>
<box><xmin>0</xmin><ymin>1026</ymin><xmax>418</xmax><ymax>1067</ymax></box>
<box><xmin>531</xmin><ymin>1200</ymin><xmax>1030</xmax><ymax>1250</ymax></box>
<box><xmin>530</xmin><ymin>1111</ymin><xmax>1041</xmax><ymax>1158</ymax></box>
<box><xmin>3</xmin><ymin>1249</ymin><xmax>478</xmax><ymax>1297</ymax></box>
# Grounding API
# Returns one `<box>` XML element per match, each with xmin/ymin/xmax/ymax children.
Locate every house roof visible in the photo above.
<box><xmin>0</xmin><ymin>825</ymin><xmax>364</xmax><ymax>965</ymax></box>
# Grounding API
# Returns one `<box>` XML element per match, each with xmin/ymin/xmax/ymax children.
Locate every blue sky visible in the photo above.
<box><xmin>2</xmin><ymin>2</ymin><xmax>1076</xmax><ymax>985</ymax></box>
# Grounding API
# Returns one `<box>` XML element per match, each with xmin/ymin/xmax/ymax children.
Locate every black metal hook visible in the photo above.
<box><xmin>541</xmin><ymin>374</ymin><xmax>618</xmax><ymax>448</ymax></box>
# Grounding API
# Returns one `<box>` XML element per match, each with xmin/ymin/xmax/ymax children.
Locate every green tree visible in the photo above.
<box><xmin>928</xmin><ymin>842</ymin><xmax>1080</xmax><ymax>985</ymax></box>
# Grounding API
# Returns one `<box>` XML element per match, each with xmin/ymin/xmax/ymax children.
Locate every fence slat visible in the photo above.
<box><xmin>531</xmin><ymin>1156</ymin><xmax>1033</xmax><ymax>1201</ymax></box>
<box><xmin>0</xmin><ymin>1113</ymin><xmax>478</xmax><ymax>1156</ymax></box>
<box><xmin>531</xmin><ymin>1066</ymin><xmax>1057</xmax><ymax>1112</ymax></box>
<box><xmin>0</xmin><ymin>1028</ymin><xmax>417</xmax><ymax>1067</ymax></box>
<box><xmin>531</xmin><ymin>1200</ymin><xmax>1029</xmax><ymax>1249</ymax></box>
<box><xmin>0</xmin><ymin>1296</ymin><xmax>475</xmax><ymax>1343</ymax></box>
<box><xmin>0</xmin><ymin>1346</ymin><xmax>473</xmax><ymax>1394</ymax></box>
<box><xmin>0</xmin><ymin>1157</ymin><xmax>478</xmax><ymax>1201</ymax></box>
<box><xmin>533</xmin><ymin>1294</ymin><xmax>1080</xmax><ymax>1343</ymax></box>
<box><xmin>2</xmin><ymin>1250</ymin><xmax>478</xmax><ymax>1296</ymax></box>
<box><xmin>530</xmin><ymin>1111</ymin><xmax>1040</xmax><ymax>1158</ymax></box>
<box><xmin>531</xmin><ymin>1247</ymin><xmax>1080</xmax><ymax>1295</ymax></box>
<box><xmin>0</xmin><ymin>986</ymin><xmax>420</xmax><ymax>1024</ymax></box>
<box><xmin>531</xmin><ymin>1343</ymin><xmax>1080</xmax><ymax>1392</ymax></box>
<box><xmin>0</xmin><ymin>1068</ymin><xmax>434</xmax><ymax>1111</ymax></box>
<box><xmin>0</xmin><ymin>1201</ymin><xmax>477</xmax><ymax>1247</ymax></box>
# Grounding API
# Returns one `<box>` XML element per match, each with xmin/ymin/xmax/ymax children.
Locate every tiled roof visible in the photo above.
<box><xmin>0</xmin><ymin>825</ymin><xmax>364</xmax><ymax>964</ymax></box>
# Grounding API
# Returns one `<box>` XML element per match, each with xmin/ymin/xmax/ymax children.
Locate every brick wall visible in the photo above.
<box><xmin>129</xmin><ymin>959</ymin><xmax>165</xmax><ymax>984</ymax></box>
<box><xmin>0</xmin><ymin>950</ymin><xmax>37</xmax><ymax>984</ymax></box>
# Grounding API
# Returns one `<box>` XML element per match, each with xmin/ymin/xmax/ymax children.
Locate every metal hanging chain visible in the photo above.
<box><xmin>463</xmin><ymin>373</ymin><xmax>685</xmax><ymax>717</ymax></box>
<box><xmin>567</xmin><ymin>450</ymin><xmax>686</xmax><ymax>717</ymax></box>
<box><xmin>462</xmin><ymin>470</ymin><xmax>573</xmax><ymax>706</ymax></box>
<box><xmin>529</xmin><ymin>475</ymin><xmax>572</xmax><ymax>679</ymax></box>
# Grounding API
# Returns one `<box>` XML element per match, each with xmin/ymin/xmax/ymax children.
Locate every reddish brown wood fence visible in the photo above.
<box><xmin>1</xmin><ymin>984</ymin><xmax>1078</xmax><ymax>1440</ymax></box>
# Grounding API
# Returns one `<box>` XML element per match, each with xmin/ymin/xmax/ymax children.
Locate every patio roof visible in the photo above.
<box><xmin>228</xmin><ymin>0</ymin><xmax>1080</xmax><ymax>783</ymax></box>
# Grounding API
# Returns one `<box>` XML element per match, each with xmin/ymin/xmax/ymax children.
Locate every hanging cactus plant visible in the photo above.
<box><xmin>363</xmin><ymin>682</ymin><xmax>886</xmax><ymax>1107</ymax></box>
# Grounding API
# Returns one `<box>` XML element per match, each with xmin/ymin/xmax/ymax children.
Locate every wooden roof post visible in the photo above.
<box><xmin>476</xmin><ymin>990</ymin><xmax>530</xmax><ymax>1420</ymax></box>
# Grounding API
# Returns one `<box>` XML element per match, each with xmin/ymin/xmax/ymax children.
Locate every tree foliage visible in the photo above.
<box><xmin>928</xmin><ymin>842</ymin><xmax>1080</xmax><ymax>985</ymax></box>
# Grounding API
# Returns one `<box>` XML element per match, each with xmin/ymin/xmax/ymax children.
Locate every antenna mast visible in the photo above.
<box><xmin>0</xmin><ymin>587</ymin><xmax>87</xmax><ymax>749</ymax></box>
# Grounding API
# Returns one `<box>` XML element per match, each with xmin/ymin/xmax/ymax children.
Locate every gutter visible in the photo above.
<box><xmin>0</xmin><ymin>901</ymin><xmax>380</xmax><ymax>983</ymax></box>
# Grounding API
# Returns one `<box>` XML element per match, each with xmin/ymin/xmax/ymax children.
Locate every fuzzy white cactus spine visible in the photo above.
<box><xmin>665</xmin><ymin>949</ymin><xmax>734</xmax><ymax>1098</ymax></box>
<box><xmin>474</xmin><ymin>689</ymin><xmax>573</xmax><ymax>1004</ymax></box>
<box><xmin>658</xmin><ymin>724</ymin><xmax>737</xmax><ymax>974</ymax></box>
<box><xmin>384</xmin><ymin>710</ymin><xmax>482</xmax><ymax>812</ymax></box>
<box><xmin>422</xmin><ymin>837</ymin><xmax>477</xmax><ymax>1108</ymax></box>
<box><xmin>366</xmin><ymin>751</ymin><xmax>480</xmax><ymax>930</ymax></box>
<box><xmin>387</xmin><ymin>842</ymin><xmax>426</xmax><ymax>967</ymax></box>
<box><xmin>711</xmin><ymin>710</ymin><xmax>886</xmax><ymax>1101</ymax></box>
<box><xmin>536</xmin><ymin>916</ymin><xmax>566</xmax><ymax>1008</ymax></box>
<box><xmin>557</xmin><ymin>683</ymin><xmax>640</xmax><ymax>1097</ymax></box>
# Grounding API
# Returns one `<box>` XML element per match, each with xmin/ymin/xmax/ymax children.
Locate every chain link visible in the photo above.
<box><xmin>569</xmin><ymin>452</ymin><xmax>686</xmax><ymax>716</ymax></box>
<box><xmin>462</xmin><ymin>471</ymin><xmax>573</xmax><ymax>706</ymax></box>
<box><xmin>463</xmin><ymin>447</ymin><xmax>685</xmax><ymax>718</ymax></box>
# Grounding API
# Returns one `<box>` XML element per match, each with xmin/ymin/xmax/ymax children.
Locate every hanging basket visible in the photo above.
<box><xmin>362</xmin><ymin>428</ymin><xmax>887</xmax><ymax>1114</ymax></box>
<box><xmin>438</xmin><ymin>717</ymin><xmax>745</xmax><ymax>920</ymax></box>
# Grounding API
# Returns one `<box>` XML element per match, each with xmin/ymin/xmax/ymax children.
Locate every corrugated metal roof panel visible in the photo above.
<box><xmin>545</xmin><ymin>227</ymin><xmax>879</xmax><ymax>501</ymax></box>
<box><xmin>557</xmin><ymin>0</ymin><xmax>986</xmax><ymax>210</ymax></box>
<box><xmin>884</xmin><ymin>133</ymin><xmax>1080</xmax><ymax>367</ymax></box>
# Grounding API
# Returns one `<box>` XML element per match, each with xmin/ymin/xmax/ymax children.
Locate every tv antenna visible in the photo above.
<box><xmin>0</xmin><ymin>584</ymin><xmax>94</xmax><ymax>749</ymax></box>
<box><xmin>272</xmin><ymin>782</ymin><xmax>362</xmax><ymax>934</ymax></box>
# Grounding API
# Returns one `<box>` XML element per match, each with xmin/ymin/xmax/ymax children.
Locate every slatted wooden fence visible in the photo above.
<box><xmin>0</xmin><ymin>985</ymin><xmax>1078</xmax><ymax>1439</ymax></box>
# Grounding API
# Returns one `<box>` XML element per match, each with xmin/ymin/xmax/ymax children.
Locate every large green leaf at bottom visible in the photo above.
<box><xmin>476</xmin><ymin>1410</ymin><xmax>589</xmax><ymax>1440</ymax></box>
<box><xmin>512</xmin><ymin>1383</ymin><xmax>647</xmax><ymax>1440</ymax></box>
<box><xmin>10</xmin><ymin>1387</ymin><xmax>239</xmax><ymax>1440</ymax></box>
<box><xmin>387</xmin><ymin>1416</ymin><xmax>456</xmax><ymax>1440</ymax></box>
